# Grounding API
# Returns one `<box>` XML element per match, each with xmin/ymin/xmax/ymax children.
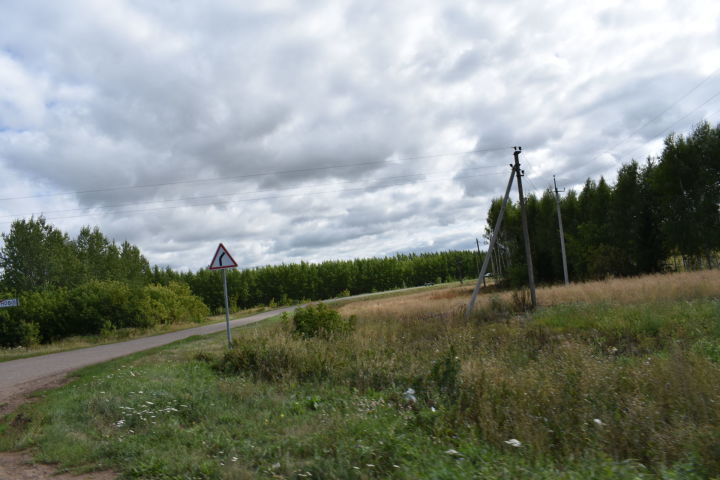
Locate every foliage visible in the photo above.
<box><xmin>292</xmin><ymin>302</ymin><xmax>355</xmax><ymax>338</ymax></box>
<box><xmin>0</xmin><ymin>281</ymin><xmax>209</xmax><ymax>347</ymax></box>
<box><xmin>0</xmin><ymin>218</ymin><xmax>152</xmax><ymax>292</ymax></box>
<box><xmin>172</xmin><ymin>249</ymin><xmax>483</xmax><ymax>313</ymax></box>
<box><xmin>0</xmin><ymin>310</ymin><xmax>39</xmax><ymax>347</ymax></box>
<box><xmin>486</xmin><ymin>121</ymin><xmax>720</xmax><ymax>285</ymax></box>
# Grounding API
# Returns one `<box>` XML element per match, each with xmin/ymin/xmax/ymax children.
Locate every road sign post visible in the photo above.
<box><xmin>209</xmin><ymin>243</ymin><xmax>239</xmax><ymax>348</ymax></box>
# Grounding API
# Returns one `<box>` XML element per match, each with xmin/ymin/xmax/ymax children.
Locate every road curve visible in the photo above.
<box><xmin>0</xmin><ymin>285</ymin><xmax>435</xmax><ymax>412</ymax></box>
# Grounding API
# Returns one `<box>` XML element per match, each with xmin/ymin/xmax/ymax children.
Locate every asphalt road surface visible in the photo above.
<box><xmin>0</xmin><ymin>305</ymin><xmax>298</xmax><ymax>412</ymax></box>
<box><xmin>0</xmin><ymin>285</ymin><xmax>435</xmax><ymax>413</ymax></box>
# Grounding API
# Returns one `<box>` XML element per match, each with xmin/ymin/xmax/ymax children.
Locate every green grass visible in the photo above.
<box><xmin>2</xmin><ymin>297</ymin><xmax>720</xmax><ymax>479</ymax></box>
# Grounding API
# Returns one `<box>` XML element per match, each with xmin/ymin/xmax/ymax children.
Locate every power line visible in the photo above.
<box><xmin>0</xmin><ymin>169</ymin><xmax>509</xmax><ymax>226</ymax></box>
<box><xmin>0</xmin><ymin>166</ymin><xmax>506</xmax><ymax>220</ymax></box>
<box><xmin>525</xmin><ymin>175</ymin><xmax>543</xmax><ymax>194</ymax></box>
<box><xmin>621</xmin><ymin>88</ymin><xmax>720</xmax><ymax>161</ymax></box>
<box><xmin>586</xmin><ymin>67</ymin><xmax>720</xmax><ymax>166</ymax></box>
<box><xmin>520</xmin><ymin>157</ymin><xmax>551</xmax><ymax>194</ymax></box>
<box><xmin>602</xmin><ymin>67</ymin><xmax>720</xmax><ymax>157</ymax></box>
<box><xmin>0</xmin><ymin>146</ymin><xmax>512</xmax><ymax>203</ymax></box>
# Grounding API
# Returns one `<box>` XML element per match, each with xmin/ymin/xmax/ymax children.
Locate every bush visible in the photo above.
<box><xmin>292</xmin><ymin>303</ymin><xmax>355</xmax><ymax>338</ymax></box>
<box><xmin>0</xmin><ymin>281</ymin><xmax>210</xmax><ymax>345</ymax></box>
<box><xmin>138</xmin><ymin>282</ymin><xmax>209</xmax><ymax>327</ymax></box>
<box><xmin>165</xmin><ymin>282</ymin><xmax>210</xmax><ymax>323</ymax></box>
<box><xmin>64</xmin><ymin>280</ymin><xmax>139</xmax><ymax>334</ymax></box>
<box><xmin>0</xmin><ymin>310</ymin><xmax>39</xmax><ymax>347</ymax></box>
<box><xmin>10</xmin><ymin>288</ymin><xmax>69</xmax><ymax>342</ymax></box>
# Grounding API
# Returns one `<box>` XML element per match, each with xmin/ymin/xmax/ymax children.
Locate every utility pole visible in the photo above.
<box><xmin>513</xmin><ymin>147</ymin><xmax>537</xmax><ymax>308</ymax></box>
<box><xmin>475</xmin><ymin>238</ymin><xmax>485</xmax><ymax>287</ymax></box>
<box><xmin>553</xmin><ymin>175</ymin><xmax>570</xmax><ymax>285</ymax></box>
<box><xmin>466</xmin><ymin>163</ymin><xmax>517</xmax><ymax>318</ymax></box>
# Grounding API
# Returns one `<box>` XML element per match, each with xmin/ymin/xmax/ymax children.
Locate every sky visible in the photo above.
<box><xmin>1</xmin><ymin>0</ymin><xmax>719</xmax><ymax>271</ymax></box>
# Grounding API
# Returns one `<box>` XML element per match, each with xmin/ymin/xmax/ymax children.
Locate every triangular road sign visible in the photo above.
<box><xmin>209</xmin><ymin>243</ymin><xmax>238</xmax><ymax>270</ymax></box>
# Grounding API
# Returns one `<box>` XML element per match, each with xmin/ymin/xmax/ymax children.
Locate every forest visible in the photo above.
<box><xmin>488</xmin><ymin>121</ymin><xmax>720</xmax><ymax>286</ymax></box>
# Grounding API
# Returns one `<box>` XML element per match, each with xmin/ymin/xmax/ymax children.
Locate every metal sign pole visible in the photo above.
<box><xmin>222</xmin><ymin>268</ymin><xmax>232</xmax><ymax>347</ymax></box>
<box><xmin>209</xmin><ymin>243</ymin><xmax>238</xmax><ymax>348</ymax></box>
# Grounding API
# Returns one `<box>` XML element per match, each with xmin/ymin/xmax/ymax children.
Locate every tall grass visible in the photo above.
<box><xmin>3</xmin><ymin>271</ymin><xmax>720</xmax><ymax>478</ymax></box>
<box><xmin>216</xmin><ymin>296</ymin><xmax>720</xmax><ymax>475</ymax></box>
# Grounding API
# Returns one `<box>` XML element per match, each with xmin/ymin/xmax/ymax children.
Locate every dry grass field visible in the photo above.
<box><xmin>337</xmin><ymin>270</ymin><xmax>720</xmax><ymax>319</ymax></box>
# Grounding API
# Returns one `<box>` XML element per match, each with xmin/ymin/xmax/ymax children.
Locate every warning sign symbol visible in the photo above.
<box><xmin>209</xmin><ymin>243</ymin><xmax>238</xmax><ymax>270</ymax></box>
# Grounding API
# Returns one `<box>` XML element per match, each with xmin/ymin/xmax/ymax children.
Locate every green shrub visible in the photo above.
<box><xmin>64</xmin><ymin>280</ymin><xmax>139</xmax><ymax>334</ymax></box>
<box><xmin>10</xmin><ymin>288</ymin><xmax>69</xmax><ymax>342</ymax></box>
<box><xmin>165</xmin><ymin>282</ymin><xmax>210</xmax><ymax>323</ymax></box>
<box><xmin>292</xmin><ymin>303</ymin><xmax>355</xmax><ymax>338</ymax></box>
<box><xmin>138</xmin><ymin>282</ymin><xmax>209</xmax><ymax>326</ymax></box>
<box><xmin>0</xmin><ymin>310</ymin><xmax>39</xmax><ymax>347</ymax></box>
<box><xmin>0</xmin><ymin>281</ymin><xmax>210</xmax><ymax>344</ymax></box>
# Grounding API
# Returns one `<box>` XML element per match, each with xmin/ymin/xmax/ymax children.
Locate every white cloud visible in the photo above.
<box><xmin>1</xmin><ymin>0</ymin><xmax>719</xmax><ymax>270</ymax></box>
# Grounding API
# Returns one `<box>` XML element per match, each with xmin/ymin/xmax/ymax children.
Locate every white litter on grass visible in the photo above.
<box><xmin>593</xmin><ymin>418</ymin><xmax>604</xmax><ymax>426</ymax></box>
<box><xmin>504</xmin><ymin>439</ymin><xmax>522</xmax><ymax>447</ymax></box>
<box><xmin>403</xmin><ymin>388</ymin><xmax>417</xmax><ymax>403</ymax></box>
<box><xmin>445</xmin><ymin>449</ymin><xmax>463</xmax><ymax>457</ymax></box>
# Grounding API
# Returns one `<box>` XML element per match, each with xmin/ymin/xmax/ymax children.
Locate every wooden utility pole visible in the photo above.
<box><xmin>465</xmin><ymin>164</ymin><xmax>517</xmax><ymax>318</ymax></box>
<box><xmin>513</xmin><ymin>147</ymin><xmax>537</xmax><ymax>308</ymax></box>
<box><xmin>553</xmin><ymin>175</ymin><xmax>570</xmax><ymax>285</ymax></box>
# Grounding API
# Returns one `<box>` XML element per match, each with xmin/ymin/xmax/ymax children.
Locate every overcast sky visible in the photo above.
<box><xmin>1</xmin><ymin>0</ymin><xmax>719</xmax><ymax>271</ymax></box>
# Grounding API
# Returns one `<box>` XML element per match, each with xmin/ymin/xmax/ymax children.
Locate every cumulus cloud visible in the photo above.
<box><xmin>1</xmin><ymin>0</ymin><xmax>719</xmax><ymax>270</ymax></box>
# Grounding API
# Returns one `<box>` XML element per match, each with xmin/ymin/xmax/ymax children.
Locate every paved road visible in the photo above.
<box><xmin>0</xmin><ymin>285</ymin><xmax>434</xmax><ymax>411</ymax></box>
<box><xmin>0</xmin><ymin>306</ymin><xmax>298</xmax><ymax>410</ymax></box>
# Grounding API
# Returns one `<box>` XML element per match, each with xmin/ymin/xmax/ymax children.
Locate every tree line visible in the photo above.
<box><xmin>150</xmin><ymin>250</ymin><xmax>482</xmax><ymax>313</ymax></box>
<box><xmin>0</xmin><ymin>216</ymin><xmax>483</xmax><ymax>345</ymax></box>
<box><xmin>0</xmin><ymin>219</ymin><xmax>208</xmax><ymax>346</ymax></box>
<box><xmin>487</xmin><ymin>121</ymin><xmax>720</xmax><ymax>286</ymax></box>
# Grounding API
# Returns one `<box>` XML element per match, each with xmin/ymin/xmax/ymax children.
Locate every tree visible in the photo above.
<box><xmin>653</xmin><ymin>122</ymin><xmax>720</xmax><ymax>268</ymax></box>
<box><xmin>0</xmin><ymin>217</ymin><xmax>77</xmax><ymax>291</ymax></box>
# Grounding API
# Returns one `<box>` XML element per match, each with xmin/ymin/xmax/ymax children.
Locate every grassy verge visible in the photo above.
<box><xmin>0</xmin><ymin>282</ymin><xmax>465</xmax><ymax>364</ymax></box>
<box><xmin>2</xmin><ymin>275</ymin><xmax>720</xmax><ymax>478</ymax></box>
<box><xmin>0</xmin><ymin>306</ymin><xmax>271</xmax><ymax>363</ymax></box>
